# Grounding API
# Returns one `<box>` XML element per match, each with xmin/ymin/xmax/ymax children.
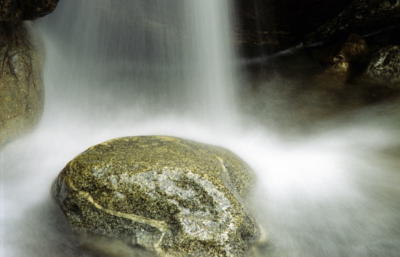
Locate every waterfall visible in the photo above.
<box><xmin>3</xmin><ymin>1</ymin><xmax>400</xmax><ymax>257</ymax></box>
<box><xmin>2</xmin><ymin>2</ymin><xmax>243</xmax><ymax>255</ymax></box>
<box><xmin>183</xmin><ymin>0</ymin><xmax>238</xmax><ymax>123</ymax></box>
<box><xmin>38</xmin><ymin>0</ymin><xmax>238</xmax><ymax>123</ymax></box>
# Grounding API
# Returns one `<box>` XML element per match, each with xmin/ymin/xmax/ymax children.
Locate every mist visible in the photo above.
<box><xmin>1</xmin><ymin>0</ymin><xmax>400</xmax><ymax>257</ymax></box>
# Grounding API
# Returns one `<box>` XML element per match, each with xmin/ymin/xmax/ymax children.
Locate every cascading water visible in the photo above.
<box><xmin>1</xmin><ymin>1</ymin><xmax>400</xmax><ymax>257</ymax></box>
<box><xmin>183</xmin><ymin>0</ymin><xmax>238</xmax><ymax>123</ymax></box>
<box><xmin>1</xmin><ymin>0</ymin><xmax>244</xmax><ymax>256</ymax></box>
<box><xmin>39</xmin><ymin>0</ymin><xmax>238</xmax><ymax>123</ymax></box>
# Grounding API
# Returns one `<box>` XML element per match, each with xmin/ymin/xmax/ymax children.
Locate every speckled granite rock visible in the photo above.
<box><xmin>52</xmin><ymin>136</ymin><xmax>260</xmax><ymax>257</ymax></box>
<box><xmin>0</xmin><ymin>23</ymin><xmax>43</xmax><ymax>146</ymax></box>
<box><xmin>365</xmin><ymin>45</ymin><xmax>400</xmax><ymax>87</ymax></box>
<box><xmin>0</xmin><ymin>0</ymin><xmax>59</xmax><ymax>21</ymax></box>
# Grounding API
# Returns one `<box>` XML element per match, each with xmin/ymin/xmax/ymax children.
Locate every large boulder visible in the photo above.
<box><xmin>52</xmin><ymin>136</ymin><xmax>260</xmax><ymax>257</ymax></box>
<box><xmin>0</xmin><ymin>23</ymin><xmax>44</xmax><ymax>146</ymax></box>
<box><xmin>0</xmin><ymin>0</ymin><xmax>59</xmax><ymax>21</ymax></box>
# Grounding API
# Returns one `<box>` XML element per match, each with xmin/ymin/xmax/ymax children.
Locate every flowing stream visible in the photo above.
<box><xmin>1</xmin><ymin>0</ymin><xmax>400</xmax><ymax>257</ymax></box>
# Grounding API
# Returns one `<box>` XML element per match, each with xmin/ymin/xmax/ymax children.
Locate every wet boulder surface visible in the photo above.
<box><xmin>52</xmin><ymin>136</ymin><xmax>260</xmax><ymax>257</ymax></box>
<box><xmin>0</xmin><ymin>0</ymin><xmax>59</xmax><ymax>147</ymax></box>
<box><xmin>0</xmin><ymin>23</ymin><xmax>43</xmax><ymax>146</ymax></box>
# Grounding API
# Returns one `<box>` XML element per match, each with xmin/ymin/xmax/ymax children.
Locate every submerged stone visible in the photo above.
<box><xmin>52</xmin><ymin>136</ymin><xmax>260</xmax><ymax>257</ymax></box>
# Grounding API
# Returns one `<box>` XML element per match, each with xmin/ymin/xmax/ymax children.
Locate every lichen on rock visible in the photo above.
<box><xmin>52</xmin><ymin>136</ymin><xmax>260</xmax><ymax>257</ymax></box>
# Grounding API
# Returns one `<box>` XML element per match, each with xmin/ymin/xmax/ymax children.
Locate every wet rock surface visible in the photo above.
<box><xmin>0</xmin><ymin>0</ymin><xmax>58</xmax><ymax>146</ymax></box>
<box><xmin>52</xmin><ymin>136</ymin><xmax>260</xmax><ymax>257</ymax></box>
<box><xmin>364</xmin><ymin>45</ymin><xmax>400</xmax><ymax>87</ymax></box>
<box><xmin>0</xmin><ymin>0</ymin><xmax>59</xmax><ymax>21</ymax></box>
<box><xmin>0</xmin><ymin>23</ymin><xmax>43</xmax><ymax>146</ymax></box>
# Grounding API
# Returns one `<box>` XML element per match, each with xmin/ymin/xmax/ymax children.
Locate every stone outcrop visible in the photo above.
<box><xmin>0</xmin><ymin>23</ymin><xmax>43</xmax><ymax>146</ymax></box>
<box><xmin>0</xmin><ymin>0</ymin><xmax>58</xmax><ymax>146</ymax></box>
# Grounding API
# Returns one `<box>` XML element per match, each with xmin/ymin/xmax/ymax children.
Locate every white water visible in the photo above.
<box><xmin>39</xmin><ymin>0</ymin><xmax>237</xmax><ymax>124</ymax></box>
<box><xmin>184</xmin><ymin>0</ymin><xmax>238</xmax><ymax>122</ymax></box>
<box><xmin>1</xmin><ymin>1</ymin><xmax>400</xmax><ymax>257</ymax></box>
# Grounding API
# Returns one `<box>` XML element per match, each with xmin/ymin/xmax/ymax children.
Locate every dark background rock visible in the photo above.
<box><xmin>0</xmin><ymin>0</ymin><xmax>59</xmax><ymax>21</ymax></box>
<box><xmin>235</xmin><ymin>0</ymin><xmax>400</xmax><ymax>58</ymax></box>
<box><xmin>234</xmin><ymin>0</ymin><xmax>350</xmax><ymax>58</ymax></box>
<box><xmin>305</xmin><ymin>0</ymin><xmax>400</xmax><ymax>47</ymax></box>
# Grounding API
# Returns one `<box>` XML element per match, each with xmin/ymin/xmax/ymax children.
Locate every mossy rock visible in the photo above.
<box><xmin>0</xmin><ymin>23</ymin><xmax>43</xmax><ymax>146</ymax></box>
<box><xmin>52</xmin><ymin>136</ymin><xmax>260</xmax><ymax>257</ymax></box>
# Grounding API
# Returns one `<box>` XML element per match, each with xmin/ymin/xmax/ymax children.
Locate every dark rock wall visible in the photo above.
<box><xmin>0</xmin><ymin>0</ymin><xmax>59</xmax><ymax>21</ymax></box>
<box><xmin>305</xmin><ymin>0</ymin><xmax>400</xmax><ymax>47</ymax></box>
<box><xmin>234</xmin><ymin>0</ymin><xmax>350</xmax><ymax>57</ymax></box>
<box><xmin>235</xmin><ymin>0</ymin><xmax>400</xmax><ymax>57</ymax></box>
